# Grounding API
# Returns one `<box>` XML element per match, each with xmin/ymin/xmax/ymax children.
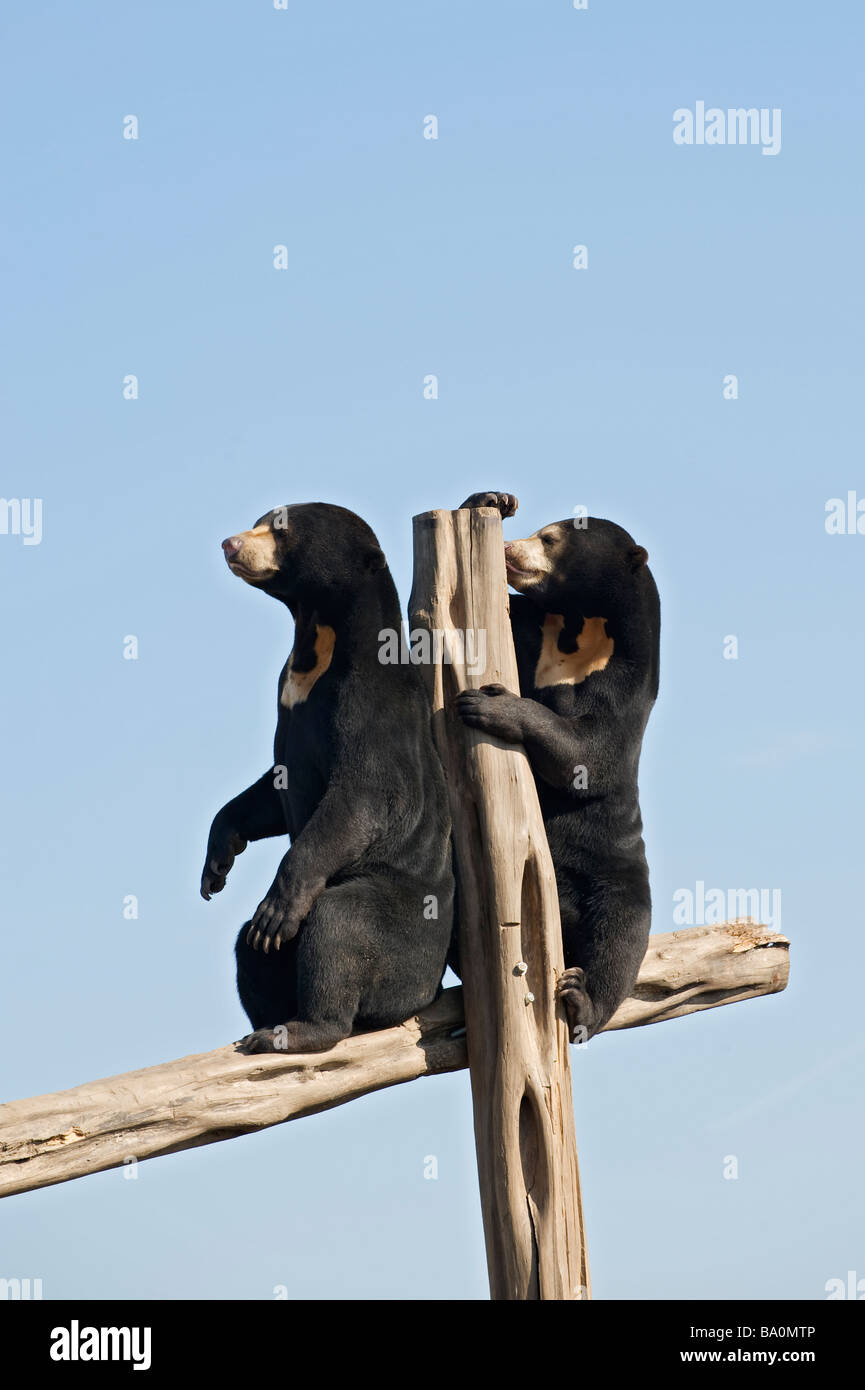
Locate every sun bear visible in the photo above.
<box><xmin>455</xmin><ymin>492</ymin><xmax>659</xmax><ymax>1040</ymax></box>
<box><xmin>200</xmin><ymin>502</ymin><xmax>454</xmax><ymax>1054</ymax></box>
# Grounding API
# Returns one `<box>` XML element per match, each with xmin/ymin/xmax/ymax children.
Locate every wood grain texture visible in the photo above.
<box><xmin>409</xmin><ymin>505</ymin><xmax>588</xmax><ymax>1300</ymax></box>
<box><xmin>0</xmin><ymin>923</ymin><xmax>788</xmax><ymax>1201</ymax></box>
<box><xmin>0</xmin><ymin>989</ymin><xmax>467</xmax><ymax>1200</ymax></box>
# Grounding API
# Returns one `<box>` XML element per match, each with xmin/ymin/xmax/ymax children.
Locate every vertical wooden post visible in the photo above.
<box><xmin>410</xmin><ymin>506</ymin><xmax>590</xmax><ymax>1301</ymax></box>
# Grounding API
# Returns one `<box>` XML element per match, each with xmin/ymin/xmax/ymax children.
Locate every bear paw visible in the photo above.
<box><xmin>460</xmin><ymin>492</ymin><xmax>518</xmax><ymax>518</ymax></box>
<box><xmin>555</xmin><ymin>967</ymin><xmax>596</xmax><ymax>1044</ymax></box>
<box><xmin>456</xmin><ymin>686</ymin><xmax>524</xmax><ymax>742</ymax></box>
<box><xmin>237</xmin><ymin>1028</ymin><xmax>282</xmax><ymax>1054</ymax></box>
<box><xmin>200</xmin><ymin>825</ymin><xmax>248</xmax><ymax>900</ymax></box>
<box><xmin>246</xmin><ymin>893</ymin><xmax>303</xmax><ymax>952</ymax></box>
<box><xmin>237</xmin><ymin>1021</ymin><xmax>348</xmax><ymax>1055</ymax></box>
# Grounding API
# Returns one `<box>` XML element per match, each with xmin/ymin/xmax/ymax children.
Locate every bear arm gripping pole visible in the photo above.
<box><xmin>456</xmin><ymin>687</ymin><xmax>602</xmax><ymax>793</ymax></box>
<box><xmin>511</xmin><ymin>702</ymin><xmax>599</xmax><ymax>792</ymax></box>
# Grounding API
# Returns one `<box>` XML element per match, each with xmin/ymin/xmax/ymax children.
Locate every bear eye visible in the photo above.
<box><xmin>540</xmin><ymin>533</ymin><xmax>555</xmax><ymax>547</ymax></box>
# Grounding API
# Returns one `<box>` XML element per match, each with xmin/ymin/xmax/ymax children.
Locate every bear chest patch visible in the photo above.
<box><xmin>280</xmin><ymin>624</ymin><xmax>336</xmax><ymax>709</ymax></box>
<box><xmin>534</xmin><ymin>614</ymin><xmax>613</xmax><ymax>688</ymax></box>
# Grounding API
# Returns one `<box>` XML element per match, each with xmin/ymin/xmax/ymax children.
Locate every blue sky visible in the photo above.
<box><xmin>1</xmin><ymin>0</ymin><xmax>862</xmax><ymax>1299</ymax></box>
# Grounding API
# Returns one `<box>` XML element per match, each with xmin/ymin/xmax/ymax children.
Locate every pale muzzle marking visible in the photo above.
<box><xmin>228</xmin><ymin>525</ymin><xmax>279</xmax><ymax>580</ymax></box>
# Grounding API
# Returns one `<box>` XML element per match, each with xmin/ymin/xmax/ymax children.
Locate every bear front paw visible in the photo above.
<box><xmin>460</xmin><ymin>492</ymin><xmax>518</xmax><ymax>518</ymax></box>
<box><xmin>246</xmin><ymin>893</ymin><xmax>303</xmax><ymax>952</ymax></box>
<box><xmin>455</xmin><ymin>687</ymin><xmax>523</xmax><ymax>742</ymax></box>
<box><xmin>200</xmin><ymin>827</ymin><xmax>248</xmax><ymax>900</ymax></box>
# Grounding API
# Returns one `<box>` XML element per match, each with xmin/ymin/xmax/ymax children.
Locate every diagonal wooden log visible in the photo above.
<box><xmin>0</xmin><ymin>922</ymin><xmax>788</xmax><ymax>1201</ymax></box>
<box><xmin>409</xmin><ymin>505</ymin><xmax>588</xmax><ymax>1300</ymax></box>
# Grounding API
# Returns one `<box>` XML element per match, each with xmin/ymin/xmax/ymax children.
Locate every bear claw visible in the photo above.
<box><xmin>461</xmin><ymin>492</ymin><xmax>518</xmax><ymax>518</ymax></box>
<box><xmin>556</xmin><ymin>967</ymin><xmax>595</xmax><ymax>1043</ymax></box>
<box><xmin>238</xmin><ymin>1028</ymin><xmax>279</xmax><ymax>1054</ymax></box>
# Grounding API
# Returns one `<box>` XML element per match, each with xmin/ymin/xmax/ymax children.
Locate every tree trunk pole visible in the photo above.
<box><xmin>409</xmin><ymin>506</ymin><xmax>589</xmax><ymax>1301</ymax></box>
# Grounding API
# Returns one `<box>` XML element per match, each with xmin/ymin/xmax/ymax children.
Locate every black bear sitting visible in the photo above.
<box><xmin>456</xmin><ymin>493</ymin><xmax>659</xmax><ymax>1041</ymax></box>
<box><xmin>201</xmin><ymin>502</ymin><xmax>454</xmax><ymax>1054</ymax></box>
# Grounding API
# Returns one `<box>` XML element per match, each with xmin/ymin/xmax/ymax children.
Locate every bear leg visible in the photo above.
<box><xmin>235</xmin><ymin>922</ymin><xmax>298</xmax><ymax>1031</ymax></box>
<box><xmin>559</xmin><ymin>889</ymin><xmax>650</xmax><ymax>1040</ymax></box>
<box><xmin>235</xmin><ymin>886</ymin><xmax>366</xmax><ymax>1054</ymax></box>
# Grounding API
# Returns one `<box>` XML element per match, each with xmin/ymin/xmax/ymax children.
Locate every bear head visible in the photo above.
<box><xmin>504</xmin><ymin>516</ymin><xmax>650</xmax><ymax>617</ymax></box>
<box><xmin>221</xmin><ymin>502</ymin><xmax>387</xmax><ymax>606</ymax></box>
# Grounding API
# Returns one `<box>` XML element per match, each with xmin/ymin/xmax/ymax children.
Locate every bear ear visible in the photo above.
<box><xmin>364</xmin><ymin>545</ymin><xmax>387</xmax><ymax>573</ymax></box>
<box><xmin>628</xmin><ymin>544</ymin><xmax>649</xmax><ymax>572</ymax></box>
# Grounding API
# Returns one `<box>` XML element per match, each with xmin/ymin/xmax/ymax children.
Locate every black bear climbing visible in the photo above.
<box><xmin>201</xmin><ymin>502</ymin><xmax>454</xmax><ymax>1054</ymax></box>
<box><xmin>456</xmin><ymin>493</ymin><xmax>659</xmax><ymax>1041</ymax></box>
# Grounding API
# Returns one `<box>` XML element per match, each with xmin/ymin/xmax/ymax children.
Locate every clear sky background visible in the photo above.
<box><xmin>1</xmin><ymin>0</ymin><xmax>862</xmax><ymax>1300</ymax></box>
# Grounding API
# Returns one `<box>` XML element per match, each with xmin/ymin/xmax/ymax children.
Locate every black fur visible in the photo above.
<box><xmin>455</xmin><ymin>493</ymin><xmax>659</xmax><ymax>1040</ymax></box>
<box><xmin>201</xmin><ymin>502</ymin><xmax>454</xmax><ymax>1054</ymax></box>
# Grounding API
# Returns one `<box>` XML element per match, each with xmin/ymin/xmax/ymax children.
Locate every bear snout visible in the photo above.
<box><xmin>504</xmin><ymin>538</ymin><xmax>545</xmax><ymax>581</ymax></box>
<box><xmin>220</xmin><ymin>526</ymin><xmax>280</xmax><ymax>584</ymax></box>
<box><xmin>503</xmin><ymin>542</ymin><xmax>524</xmax><ymax>572</ymax></box>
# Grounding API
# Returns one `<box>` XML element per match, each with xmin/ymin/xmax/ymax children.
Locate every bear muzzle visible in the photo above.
<box><xmin>221</xmin><ymin>526</ymin><xmax>280</xmax><ymax>583</ymax></box>
<box><xmin>504</xmin><ymin>538</ymin><xmax>550</xmax><ymax>588</ymax></box>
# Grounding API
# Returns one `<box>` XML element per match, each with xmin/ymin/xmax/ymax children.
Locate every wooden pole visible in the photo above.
<box><xmin>0</xmin><ymin>923</ymin><xmax>788</xmax><ymax>1201</ymax></box>
<box><xmin>409</xmin><ymin>505</ymin><xmax>587</xmax><ymax>1300</ymax></box>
